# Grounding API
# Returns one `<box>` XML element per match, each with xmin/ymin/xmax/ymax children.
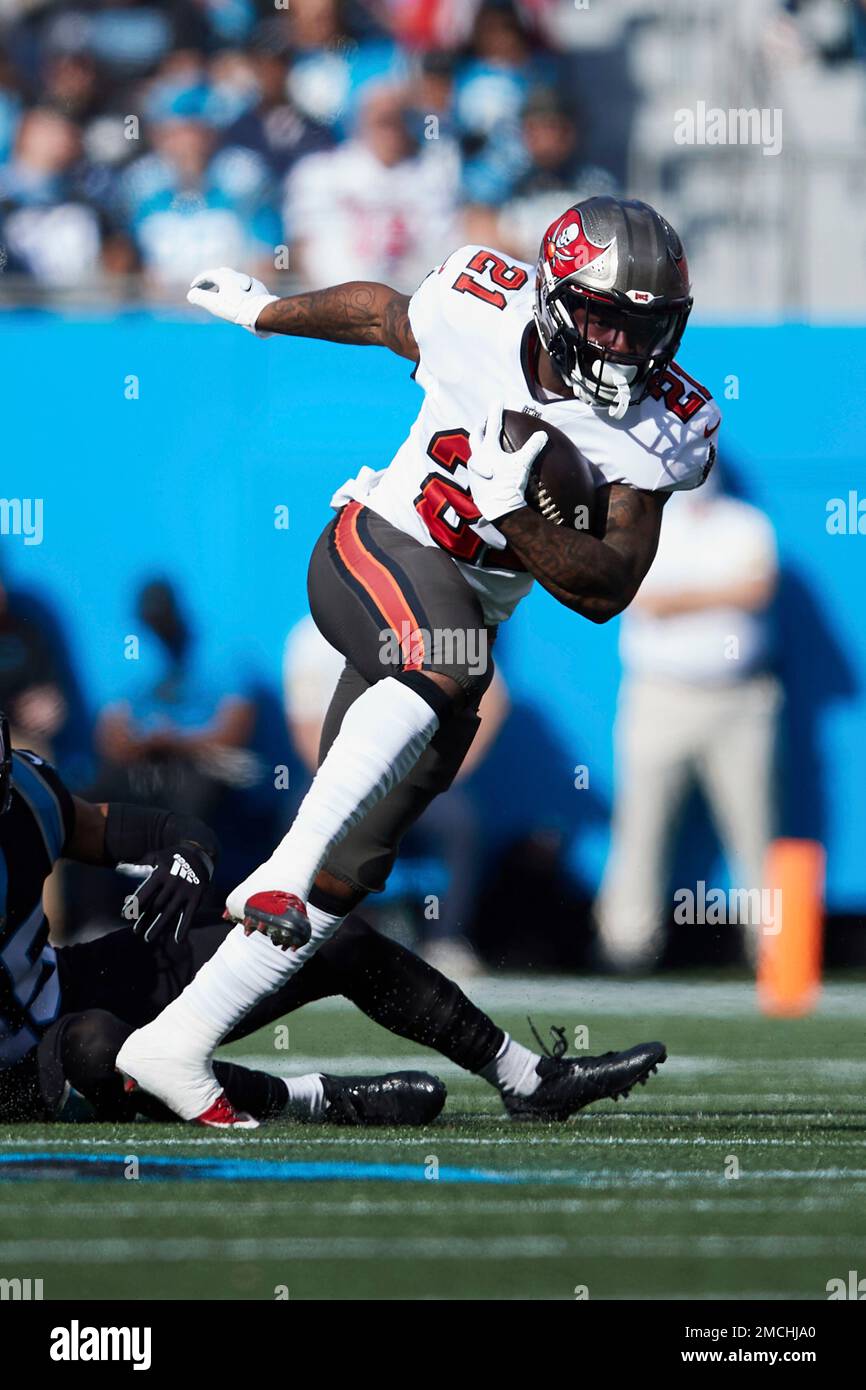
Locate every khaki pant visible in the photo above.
<box><xmin>595</xmin><ymin>673</ymin><xmax>782</xmax><ymax>969</ymax></box>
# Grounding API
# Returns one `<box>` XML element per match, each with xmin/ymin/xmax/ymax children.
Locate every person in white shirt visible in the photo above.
<box><xmin>284</xmin><ymin>82</ymin><xmax>460</xmax><ymax>290</ymax></box>
<box><xmin>595</xmin><ymin>476</ymin><xmax>781</xmax><ymax>971</ymax></box>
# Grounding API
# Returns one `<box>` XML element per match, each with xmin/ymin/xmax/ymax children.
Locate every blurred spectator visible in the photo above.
<box><xmin>457</xmin><ymin>1</ymin><xmax>546</xmax><ymax>130</ymax></box>
<box><xmin>93</xmin><ymin>578</ymin><xmax>257</xmax><ymax>822</ymax></box>
<box><xmin>595</xmin><ymin>478</ymin><xmax>782</xmax><ymax>973</ymax></box>
<box><xmin>137</xmin><ymin>47</ymin><xmax>284</xmax><ymax>133</ymax></box>
<box><xmin>282</xmin><ymin>615</ymin><xmax>344</xmax><ymax>776</ymax></box>
<box><xmin>10</xmin><ymin>3</ymin><xmax>212</xmax><ymax>88</ymax></box>
<box><xmin>126</xmin><ymin>109</ymin><xmax>280</xmax><ymax>285</ymax></box>
<box><xmin>283</xmin><ymin>614</ymin><xmax>509</xmax><ymax>975</ymax></box>
<box><xmin>405</xmin><ymin>49</ymin><xmax>459</xmax><ymax>147</ymax></box>
<box><xmin>456</xmin><ymin>0</ymin><xmax>552</xmax><ymax>211</ymax></box>
<box><xmin>0</xmin><ymin>108</ymin><xmax>113</xmax><ymax>284</ymax></box>
<box><xmin>199</xmin><ymin>0</ymin><xmax>258</xmax><ymax>49</ymax></box>
<box><xmin>386</xmin><ymin>0</ymin><xmax>481</xmax><ymax>52</ymax></box>
<box><xmin>220</xmin><ymin>49</ymin><xmax>333</xmax><ymax>178</ymax></box>
<box><xmin>770</xmin><ymin>0</ymin><xmax>857</xmax><ymax>65</ymax></box>
<box><xmin>260</xmin><ymin>0</ymin><xmax>405</xmax><ymax>136</ymax></box>
<box><xmin>285</xmin><ymin>81</ymin><xmax>460</xmax><ymax>287</ymax></box>
<box><xmin>42</xmin><ymin>52</ymin><xmax>105</xmax><ymax>125</ymax></box>
<box><xmin>0</xmin><ymin>569</ymin><xmax>68</xmax><ymax>757</ymax></box>
<box><xmin>495</xmin><ymin>86</ymin><xmax>619</xmax><ymax>261</ymax></box>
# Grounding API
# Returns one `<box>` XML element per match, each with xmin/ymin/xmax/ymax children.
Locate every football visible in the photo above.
<box><xmin>500</xmin><ymin>408</ymin><xmax>603</xmax><ymax>537</ymax></box>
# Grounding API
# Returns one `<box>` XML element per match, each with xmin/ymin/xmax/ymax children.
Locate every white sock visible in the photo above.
<box><xmin>226</xmin><ymin>677</ymin><xmax>440</xmax><ymax>917</ymax></box>
<box><xmin>291</xmin><ymin>903</ymin><xmax>346</xmax><ymax>968</ymax></box>
<box><xmin>479</xmin><ymin>1033</ymin><xmax>542</xmax><ymax>1097</ymax></box>
<box><xmin>280</xmin><ymin>1072</ymin><xmax>326</xmax><ymax>1121</ymax></box>
<box><xmin>139</xmin><ymin>905</ymin><xmax>345</xmax><ymax>1064</ymax></box>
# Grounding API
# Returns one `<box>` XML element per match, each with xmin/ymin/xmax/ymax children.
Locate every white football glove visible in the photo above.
<box><xmin>186</xmin><ymin>266</ymin><xmax>278</xmax><ymax>338</ymax></box>
<box><xmin>467</xmin><ymin>402</ymin><xmax>547</xmax><ymax>525</ymax></box>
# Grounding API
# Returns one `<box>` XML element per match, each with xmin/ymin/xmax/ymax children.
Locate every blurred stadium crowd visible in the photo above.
<box><xmin>0</xmin><ymin>0</ymin><xmax>617</xmax><ymax>294</ymax></box>
<box><xmin>0</xmin><ymin>0</ymin><xmax>864</xmax><ymax>309</ymax></box>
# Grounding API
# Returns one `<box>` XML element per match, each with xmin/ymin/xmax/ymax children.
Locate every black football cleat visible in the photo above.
<box><xmin>321</xmin><ymin>1071</ymin><xmax>446</xmax><ymax>1126</ymax></box>
<box><xmin>502</xmin><ymin>1023</ymin><xmax>667</xmax><ymax>1122</ymax></box>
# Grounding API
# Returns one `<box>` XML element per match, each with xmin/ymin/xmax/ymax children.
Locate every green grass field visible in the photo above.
<box><xmin>2</xmin><ymin>975</ymin><xmax>865</xmax><ymax>1301</ymax></box>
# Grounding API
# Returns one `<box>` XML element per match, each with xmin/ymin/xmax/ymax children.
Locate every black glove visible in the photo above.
<box><xmin>121</xmin><ymin>842</ymin><xmax>214</xmax><ymax>944</ymax></box>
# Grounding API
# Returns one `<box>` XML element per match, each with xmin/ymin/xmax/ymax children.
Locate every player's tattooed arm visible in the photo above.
<box><xmin>498</xmin><ymin>484</ymin><xmax>667</xmax><ymax>623</ymax></box>
<box><xmin>256</xmin><ymin>284</ymin><xmax>419</xmax><ymax>361</ymax></box>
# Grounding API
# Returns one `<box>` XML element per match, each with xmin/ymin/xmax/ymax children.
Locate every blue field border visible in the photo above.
<box><xmin>0</xmin><ymin>1152</ymin><xmax>536</xmax><ymax>1185</ymax></box>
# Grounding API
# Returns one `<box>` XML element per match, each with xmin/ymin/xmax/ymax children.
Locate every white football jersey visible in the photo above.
<box><xmin>333</xmin><ymin>244</ymin><xmax>721</xmax><ymax>625</ymax></box>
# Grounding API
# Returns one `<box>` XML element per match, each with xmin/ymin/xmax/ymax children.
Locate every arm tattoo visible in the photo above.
<box><xmin>498</xmin><ymin>484</ymin><xmax>666</xmax><ymax>622</ymax></box>
<box><xmin>256</xmin><ymin>283</ymin><xmax>419</xmax><ymax>361</ymax></box>
<box><xmin>380</xmin><ymin>291</ymin><xmax>419</xmax><ymax>359</ymax></box>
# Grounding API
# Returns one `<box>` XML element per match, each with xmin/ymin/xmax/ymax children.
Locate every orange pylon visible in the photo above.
<box><xmin>757</xmin><ymin>839</ymin><xmax>826</xmax><ymax>1017</ymax></box>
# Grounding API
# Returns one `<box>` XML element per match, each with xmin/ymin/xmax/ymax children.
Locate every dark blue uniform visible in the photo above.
<box><xmin>0</xmin><ymin>750</ymin><xmax>74</xmax><ymax>1069</ymax></box>
<box><xmin>0</xmin><ymin>755</ymin><xmax>498</xmax><ymax>1121</ymax></box>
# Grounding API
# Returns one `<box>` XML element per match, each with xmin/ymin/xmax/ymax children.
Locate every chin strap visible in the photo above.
<box><xmin>607</xmin><ymin>371</ymin><xmax>632</xmax><ymax>420</ymax></box>
<box><xmin>568</xmin><ymin>363</ymin><xmax>633</xmax><ymax>419</ymax></box>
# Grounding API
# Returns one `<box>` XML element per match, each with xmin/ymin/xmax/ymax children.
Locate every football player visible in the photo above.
<box><xmin>0</xmin><ymin>721</ymin><xmax>442</xmax><ymax>1126</ymax></box>
<box><xmin>118</xmin><ymin>196</ymin><xmax>712</xmax><ymax>1122</ymax></box>
<box><xmin>0</xmin><ymin>718</ymin><xmax>664</xmax><ymax>1127</ymax></box>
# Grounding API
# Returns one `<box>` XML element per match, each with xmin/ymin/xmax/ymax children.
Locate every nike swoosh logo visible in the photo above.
<box><xmin>704</xmin><ymin>419</ymin><xmax>720</xmax><ymax>438</ymax></box>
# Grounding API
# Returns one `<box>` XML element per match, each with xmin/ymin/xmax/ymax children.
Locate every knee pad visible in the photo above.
<box><xmin>397</xmin><ymin>661</ymin><xmax>493</xmax><ymax>717</ymax></box>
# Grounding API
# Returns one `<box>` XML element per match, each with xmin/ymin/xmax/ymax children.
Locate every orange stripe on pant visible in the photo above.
<box><xmin>334</xmin><ymin>503</ymin><xmax>426</xmax><ymax>671</ymax></box>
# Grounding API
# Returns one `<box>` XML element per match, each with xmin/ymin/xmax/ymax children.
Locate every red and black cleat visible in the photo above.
<box><xmin>196</xmin><ymin>1092</ymin><xmax>258</xmax><ymax>1129</ymax></box>
<box><xmin>243</xmin><ymin>890</ymin><xmax>311</xmax><ymax>951</ymax></box>
<box><xmin>121</xmin><ymin>1076</ymin><xmax>257</xmax><ymax>1127</ymax></box>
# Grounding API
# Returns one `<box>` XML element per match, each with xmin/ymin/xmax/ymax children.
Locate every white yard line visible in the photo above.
<box><xmin>0</xmin><ymin>1233</ymin><xmax>859</xmax><ymax>1264</ymax></box>
<box><xmin>2</xmin><ymin>1134</ymin><xmax>865</xmax><ymax>1154</ymax></box>
<box><xmin>5</xmin><ymin>1193</ymin><xmax>865</xmax><ymax>1220</ymax></box>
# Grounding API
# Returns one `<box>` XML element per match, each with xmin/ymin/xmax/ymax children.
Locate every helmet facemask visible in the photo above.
<box><xmin>538</xmin><ymin>280</ymin><xmax>691</xmax><ymax>419</ymax></box>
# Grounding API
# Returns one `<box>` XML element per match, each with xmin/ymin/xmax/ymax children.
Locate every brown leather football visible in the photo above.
<box><xmin>500</xmin><ymin>408</ymin><xmax>602</xmax><ymax>537</ymax></box>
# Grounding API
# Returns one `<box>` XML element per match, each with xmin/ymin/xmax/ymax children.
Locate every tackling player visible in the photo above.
<box><xmin>0</xmin><ymin>719</ymin><xmax>442</xmax><ymax>1127</ymax></box>
<box><xmin>0</xmin><ymin>716</ymin><xmax>665</xmax><ymax>1127</ymax></box>
<box><xmin>118</xmin><ymin>195</ymin><xmax>714</xmax><ymax>1123</ymax></box>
